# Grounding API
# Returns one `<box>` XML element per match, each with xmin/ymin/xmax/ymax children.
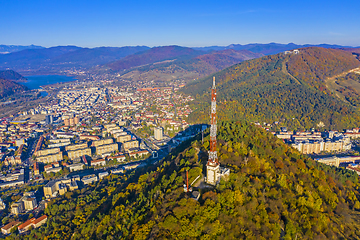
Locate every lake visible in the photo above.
<box><xmin>22</xmin><ymin>75</ymin><xmax>78</xmax><ymax>90</ymax></box>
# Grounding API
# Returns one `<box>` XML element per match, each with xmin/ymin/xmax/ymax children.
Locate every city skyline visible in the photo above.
<box><xmin>0</xmin><ymin>0</ymin><xmax>359</xmax><ymax>48</ymax></box>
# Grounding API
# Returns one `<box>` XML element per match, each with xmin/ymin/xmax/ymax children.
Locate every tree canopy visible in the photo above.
<box><xmin>182</xmin><ymin>47</ymin><xmax>360</xmax><ymax>130</ymax></box>
<box><xmin>10</xmin><ymin>121</ymin><xmax>360</xmax><ymax>239</ymax></box>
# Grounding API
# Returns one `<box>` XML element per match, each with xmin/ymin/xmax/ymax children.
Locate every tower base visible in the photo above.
<box><xmin>206</xmin><ymin>164</ymin><xmax>220</xmax><ymax>185</ymax></box>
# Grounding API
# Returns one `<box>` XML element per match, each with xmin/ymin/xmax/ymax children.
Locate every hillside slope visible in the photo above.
<box><xmin>17</xmin><ymin>121</ymin><xmax>360</xmax><ymax>239</ymax></box>
<box><xmin>0</xmin><ymin>78</ymin><xmax>28</xmax><ymax>98</ymax></box>
<box><xmin>183</xmin><ymin>47</ymin><xmax>360</xmax><ymax>130</ymax></box>
<box><xmin>287</xmin><ymin>47</ymin><xmax>360</xmax><ymax>90</ymax></box>
<box><xmin>106</xmin><ymin>45</ymin><xmax>204</xmax><ymax>72</ymax></box>
<box><xmin>341</xmin><ymin>47</ymin><xmax>360</xmax><ymax>55</ymax></box>
<box><xmin>0</xmin><ymin>70</ymin><xmax>27</xmax><ymax>82</ymax></box>
<box><xmin>119</xmin><ymin>49</ymin><xmax>262</xmax><ymax>82</ymax></box>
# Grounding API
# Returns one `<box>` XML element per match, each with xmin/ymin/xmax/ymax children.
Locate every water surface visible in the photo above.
<box><xmin>22</xmin><ymin>75</ymin><xmax>77</xmax><ymax>89</ymax></box>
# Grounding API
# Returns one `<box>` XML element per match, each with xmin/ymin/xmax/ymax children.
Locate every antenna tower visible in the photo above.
<box><xmin>206</xmin><ymin>77</ymin><xmax>220</xmax><ymax>185</ymax></box>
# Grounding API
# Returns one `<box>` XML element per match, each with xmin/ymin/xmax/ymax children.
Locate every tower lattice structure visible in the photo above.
<box><xmin>206</xmin><ymin>77</ymin><xmax>230</xmax><ymax>185</ymax></box>
<box><xmin>208</xmin><ymin>76</ymin><xmax>218</xmax><ymax>167</ymax></box>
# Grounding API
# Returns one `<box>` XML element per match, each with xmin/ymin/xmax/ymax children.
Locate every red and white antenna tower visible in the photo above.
<box><xmin>208</xmin><ymin>76</ymin><xmax>218</xmax><ymax>166</ymax></box>
<box><xmin>206</xmin><ymin>76</ymin><xmax>220</xmax><ymax>185</ymax></box>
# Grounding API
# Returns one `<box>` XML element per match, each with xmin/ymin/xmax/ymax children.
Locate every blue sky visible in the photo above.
<box><xmin>1</xmin><ymin>0</ymin><xmax>359</xmax><ymax>47</ymax></box>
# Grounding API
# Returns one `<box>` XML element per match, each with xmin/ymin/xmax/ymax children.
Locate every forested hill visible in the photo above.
<box><xmin>106</xmin><ymin>45</ymin><xmax>204</xmax><ymax>71</ymax></box>
<box><xmin>14</xmin><ymin>121</ymin><xmax>360</xmax><ymax>239</ymax></box>
<box><xmin>286</xmin><ymin>47</ymin><xmax>360</xmax><ymax>90</ymax></box>
<box><xmin>0</xmin><ymin>78</ymin><xmax>28</xmax><ymax>98</ymax></box>
<box><xmin>118</xmin><ymin>49</ymin><xmax>262</xmax><ymax>83</ymax></box>
<box><xmin>0</xmin><ymin>70</ymin><xmax>27</xmax><ymax>82</ymax></box>
<box><xmin>182</xmin><ymin>47</ymin><xmax>360</xmax><ymax>131</ymax></box>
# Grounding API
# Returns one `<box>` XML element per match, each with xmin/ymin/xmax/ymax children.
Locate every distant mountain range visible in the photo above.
<box><xmin>183</xmin><ymin>47</ymin><xmax>360</xmax><ymax>130</ymax></box>
<box><xmin>0</xmin><ymin>44</ymin><xmax>44</xmax><ymax>54</ymax></box>
<box><xmin>0</xmin><ymin>45</ymin><xmax>149</xmax><ymax>74</ymax></box>
<box><xmin>0</xmin><ymin>43</ymin><xmax>358</xmax><ymax>77</ymax></box>
<box><xmin>193</xmin><ymin>43</ymin><xmax>356</xmax><ymax>55</ymax></box>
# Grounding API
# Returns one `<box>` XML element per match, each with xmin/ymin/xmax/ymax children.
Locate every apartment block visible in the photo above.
<box><xmin>116</xmin><ymin>134</ymin><xmax>131</xmax><ymax>143</ymax></box>
<box><xmin>65</xmin><ymin>143</ymin><xmax>88</xmax><ymax>151</ymax></box>
<box><xmin>96</xmin><ymin>143</ymin><xmax>118</xmax><ymax>155</ymax></box>
<box><xmin>11</xmin><ymin>201</ymin><xmax>24</xmax><ymax>215</ymax></box>
<box><xmin>23</xmin><ymin>197</ymin><xmax>37</xmax><ymax>211</ymax></box>
<box><xmin>129</xmin><ymin>150</ymin><xmax>150</xmax><ymax>159</ymax></box>
<box><xmin>292</xmin><ymin>140</ymin><xmax>351</xmax><ymax>154</ymax></box>
<box><xmin>44</xmin><ymin>178</ymin><xmax>78</xmax><ymax>198</ymax></box>
<box><xmin>154</xmin><ymin>127</ymin><xmax>163</xmax><ymax>140</ymax></box>
<box><xmin>67</xmin><ymin>148</ymin><xmax>91</xmax><ymax>159</ymax></box>
<box><xmin>36</xmin><ymin>152</ymin><xmax>63</xmax><ymax>164</ymax></box>
<box><xmin>122</xmin><ymin>140</ymin><xmax>139</xmax><ymax>151</ymax></box>
<box><xmin>82</xmin><ymin>174</ymin><xmax>98</xmax><ymax>185</ymax></box>
<box><xmin>92</xmin><ymin>138</ymin><xmax>113</xmax><ymax>147</ymax></box>
<box><xmin>35</xmin><ymin>148</ymin><xmax>60</xmax><ymax>157</ymax></box>
<box><xmin>68</xmin><ymin>163</ymin><xmax>85</xmax><ymax>172</ymax></box>
<box><xmin>91</xmin><ymin>158</ymin><xmax>106</xmax><ymax>166</ymax></box>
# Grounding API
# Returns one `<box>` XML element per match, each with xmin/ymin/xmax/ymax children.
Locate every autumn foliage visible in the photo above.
<box><xmin>183</xmin><ymin>47</ymin><xmax>360</xmax><ymax>130</ymax></box>
<box><xmin>14</xmin><ymin>121</ymin><xmax>360</xmax><ymax>239</ymax></box>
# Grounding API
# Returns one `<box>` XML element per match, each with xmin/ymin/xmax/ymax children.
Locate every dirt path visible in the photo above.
<box><xmin>282</xmin><ymin>56</ymin><xmax>360</xmax><ymax>106</ymax></box>
<box><xmin>324</xmin><ymin>67</ymin><xmax>360</xmax><ymax>104</ymax></box>
<box><xmin>325</xmin><ymin>67</ymin><xmax>360</xmax><ymax>83</ymax></box>
<box><xmin>282</xmin><ymin>59</ymin><xmax>301</xmax><ymax>85</ymax></box>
